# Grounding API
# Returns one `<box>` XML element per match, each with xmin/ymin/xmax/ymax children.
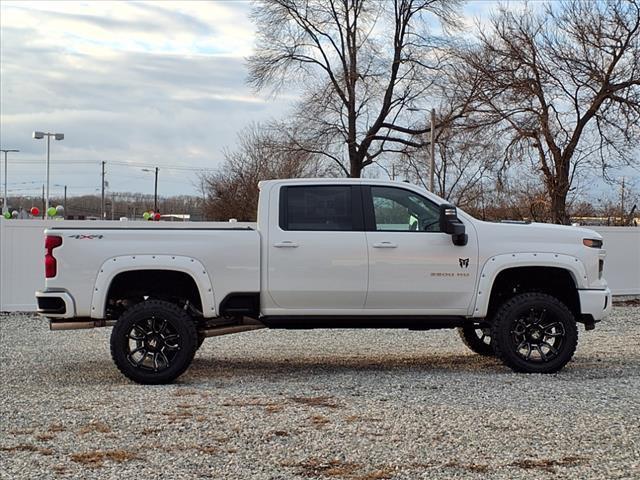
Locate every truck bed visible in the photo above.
<box><xmin>44</xmin><ymin>226</ymin><xmax>261</xmax><ymax>318</ymax></box>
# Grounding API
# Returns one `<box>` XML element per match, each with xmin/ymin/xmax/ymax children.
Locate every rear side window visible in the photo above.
<box><xmin>280</xmin><ymin>186</ymin><xmax>358</xmax><ymax>231</ymax></box>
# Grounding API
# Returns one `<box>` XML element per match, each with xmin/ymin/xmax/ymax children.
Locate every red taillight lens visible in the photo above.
<box><xmin>45</xmin><ymin>235</ymin><xmax>63</xmax><ymax>278</ymax></box>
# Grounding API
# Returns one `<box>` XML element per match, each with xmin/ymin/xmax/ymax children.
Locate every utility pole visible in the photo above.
<box><xmin>41</xmin><ymin>185</ymin><xmax>45</xmax><ymax>219</ymax></box>
<box><xmin>63</xmin><ymin>185</ymin><xmax>67</xmax><ymax>215</ymax></box>
<box><xmin>429</xmin><ymin>108</ymin><xmax>436</xmax><ymax>193</ymax></box>
<box><xmin>154</xmin><ymin>167</ymin><xmax>159</xmax><ymax>213</ymax></box>
<box><xmin>101</xmin><ymin>161</ymin><xmax>106</xmax><ymax>219</ymax></box>
<box><xmin>620</xmin><ymin>177</ymin><xmax>625</xmax><ymax>226</ymax></box>
<box><xmin>1</xmin><ymin>149</ymin><xmax>19</xmax><ymax>214</ymax></box>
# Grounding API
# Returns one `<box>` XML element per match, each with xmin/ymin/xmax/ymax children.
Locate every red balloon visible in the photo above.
<box><xmin>154</xmin><ymin>213</ymin><xmax>161</xmax><ymax>221</ymax></box>
<box><xmin>30</xmin><ymin>207</ymin><xmax>40</xmax><ymax>216</ymax></box>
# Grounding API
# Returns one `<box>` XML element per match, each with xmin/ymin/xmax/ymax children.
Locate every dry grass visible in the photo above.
<box><xmin>510</xmin><ymin>456</ymin><xmax>586</xmax><ymax>473</ymax></box>
<box><xmin>310</xmin><ymin>415</ymin><xmax>330</xmax><ymax>428</ymax></box>
<box><xmin>8</xmin><ymin>428</ymin><xmax>35</xmax><ymax>435</ymax></box>
<box><xmin>284</xmin><ymin>458</ymin><xmax>394</xmax><ymax>479</ymax></box>
<box><xmin>444</xmin><ymin>460</ymin><xmax>491</xmax><ymax>473</ymax></box>
<box><xmin>173</xmin><ymin>388</ymin><xmax>198</xmax><ymax>397</ymax></box>
<box><xmin>162</xmin><ymin>410</ymin><xmax>194</xmax><ymax>423</ymax></box>
<box><xmin>78</xmin><ymin>421</ymin><xmax>111</xmax><ymax>435</ymax></box>
<box><xmin>289</xmin><ymin>396</ymin><xmax>341</xmax><ymax>408</ymax></box>
<box><xmin>197</xmin><ymin>445</ymin><xmax>219</xmax><ymax>455</ymax></box>
<box><xmin>70</xmin><ymin>449</ymin><xmax>140</xmax><ymax>468</ymax></box>
<box><xmin>48</xmin><ymin>423</ymin><xmax>66</xmax><ymax>433</ymax></box>
<box><xmin>0</xmin><ymin>444</ymin><xmax>53</xmax><ymax>455</ymax></box>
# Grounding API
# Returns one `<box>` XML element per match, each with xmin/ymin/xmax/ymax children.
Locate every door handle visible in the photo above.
<box><xmin>273</xmin><ymin>241</ymin><xmax>299</xmax><ymax>248</ymax></box>
<box><xmin>372</xmin><ymin>241</ymin><xmax>397</xmax><ymax>248</ymax></box>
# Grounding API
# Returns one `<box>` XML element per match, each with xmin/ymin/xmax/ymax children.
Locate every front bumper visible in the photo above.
<box><xmin>35</xmin><ymin>289</ymin><xmax>76</xmax><ymax>319</ymax></box>
<box><xmin>579</xmin><ymin>288</ymin><xmax>612</xmax><ymax>322</ymax></box>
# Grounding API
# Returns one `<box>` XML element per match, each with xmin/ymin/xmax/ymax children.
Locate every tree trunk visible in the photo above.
<box><xmin>549</xmin><ymin>188</ymin><xmax>569</xmax><ymax>224</ymax></box>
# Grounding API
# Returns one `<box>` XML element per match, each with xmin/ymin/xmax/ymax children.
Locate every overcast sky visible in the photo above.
<box><xmin>0</xmin><ymin>0</ymin><xmax>535</xmax><ymax>200</ymax></box>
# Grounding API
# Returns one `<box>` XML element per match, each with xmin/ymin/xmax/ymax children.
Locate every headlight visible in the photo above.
<box><xmin>583</xmin><ymin>238</ymin><xmax>603</xmax><ymax>248</ymax></box>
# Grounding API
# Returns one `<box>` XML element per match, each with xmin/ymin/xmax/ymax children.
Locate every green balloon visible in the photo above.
<box><xmin>47</xmin><ymin>207</ymin><xmax>57</xmax><ymax>217</ymax></box>
<box><xmin>142</xmin><ymin>212</ymin><xmax>151</xmax><ymax>220</ymax></box>
<box><xmin>3</xmin><ymin>212</ymin><xmax>11</xmax><ymax>219</ymax></box>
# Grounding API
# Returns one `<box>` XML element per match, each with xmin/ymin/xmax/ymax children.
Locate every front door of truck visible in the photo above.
<box><xmin>267</xmin><ymin>184</ymin><xmax>368</xmax><ymax>311</ymax></box>
<box><xmin>363</xmin><ymin>185</ymin><xmax>478</xmax><ymax>314</ymax></box>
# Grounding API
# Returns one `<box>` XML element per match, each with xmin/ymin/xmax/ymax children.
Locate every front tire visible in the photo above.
<box><xmin>457</xmin><ymin>324</ymin><xmax>493</xmax><ymax>356</ymax></box>
<box><xmin>110</xmin><ymin>300</ymin><xmax>198</xmax><ymax>384</ymax></box>
<box><xmin>491</xmin><ymin>293</ymin><xmax>578</xmax><ymax>374</ymax></box>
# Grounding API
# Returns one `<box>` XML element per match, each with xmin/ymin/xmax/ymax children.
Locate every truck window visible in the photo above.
<box><xmin>280</xmin><ymin>186</ymin><xmax>357</xmax><ymax>231</ymax></box>
<box><xmin>371</xmin><ymin>186</ymin><xmax>441</xmax><ymax>232</ymax></box>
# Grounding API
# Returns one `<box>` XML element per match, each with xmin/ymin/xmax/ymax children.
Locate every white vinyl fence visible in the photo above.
<box><xmin>0</xmin><ymin>219</ymin><xmax>638</xmax><ymax>312</ymax></box>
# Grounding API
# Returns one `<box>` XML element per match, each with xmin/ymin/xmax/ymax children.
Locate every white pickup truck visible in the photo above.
<box><xmin>36</xmin><ymin>179</ymin><xmax>612</xmax><ymax>384</ymax></box>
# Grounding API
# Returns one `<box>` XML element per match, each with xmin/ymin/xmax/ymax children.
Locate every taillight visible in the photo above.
<box><xmin>45</xmin><ymin>235</ymin><xmax>63</xmax><ymax>278</ymax></box>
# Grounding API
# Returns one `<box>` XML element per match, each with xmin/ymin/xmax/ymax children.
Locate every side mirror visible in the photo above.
<box><xmin>439</xmin><ymin>204</ymin><xmax>468</xmax><ymax>246</ymax></box>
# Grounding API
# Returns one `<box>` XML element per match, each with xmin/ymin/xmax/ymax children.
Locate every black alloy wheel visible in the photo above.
<box><xmin>457</xmin><ymin>324</ymin><xmax>493</xmax><ymax>356</ymax></box>
<box><xmin>491</xmin><ymin>293</ymin><xmax>578</xmax><ymax>373</ymax></box>
<box><xmin>110</xmin><ymin>300</ymin><xmax>198</xmax><ymax>384</ymax></box>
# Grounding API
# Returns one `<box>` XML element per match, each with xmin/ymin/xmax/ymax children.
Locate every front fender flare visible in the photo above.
<box><xmin>90</xmin><ymin>255</ymin><xmax>216</xmax><ymax>319</ymax></box>
<box><xmin>472</xmin><ymin>252</ymin><xmax>587</xmax><ymax>318</ymax></box>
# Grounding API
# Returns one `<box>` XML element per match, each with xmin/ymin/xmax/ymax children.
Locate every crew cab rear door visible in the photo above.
<box><xmin>363</xmin><ymin>185</ymin><xmax>478</xmax><ymax>314</ymax></box>
<box><xmin>266</xmin><ymin>184</ymin><xmax>368</xmax><ymax>311</ymax></box>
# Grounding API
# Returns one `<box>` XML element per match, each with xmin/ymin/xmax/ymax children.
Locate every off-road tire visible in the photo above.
<box><xmin>491</xmin><ymin>292</ymin><xmax>578</xmax><ymax>374</ymax></box>
<box><xmin>457</xmin><ymin>324</ymin><xmax>493</xmax><ymax>356</ymax></box>
<box><xmin>197</xmin><ymin>333</ymin><xmax>205</xmax><ymax>350</ymax></box>
<box><xmin>110</xmin><ymin>300</ymin><xmax>198</xmax><ymax>384</ymax></box>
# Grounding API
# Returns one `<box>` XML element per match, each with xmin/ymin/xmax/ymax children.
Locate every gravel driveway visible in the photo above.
<box><xmin>1</xmin><ymin>306</ymin><xmax>638</xmax><ymax>480</ymax></box>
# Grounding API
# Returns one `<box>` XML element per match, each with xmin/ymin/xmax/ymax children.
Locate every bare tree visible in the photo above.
<box><xmin>456</xmin><ymin>0</ymin><xmax>640</xmax><ymax>223</ymax></box>
<box><xmin>248</xmin><ymin>0</ymin><xmax>469</xmax><ymax>178</ymax></box>
<box><xmin>200</xmin><ymin>123</ymin><xmax>328</xmax><ymax>221</ymax></box>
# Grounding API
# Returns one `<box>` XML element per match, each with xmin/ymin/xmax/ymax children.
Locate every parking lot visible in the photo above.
<box><xmin>1</xmin><ymin>305</ymin><xmax>638</xmax><ymax>479</ymax></box>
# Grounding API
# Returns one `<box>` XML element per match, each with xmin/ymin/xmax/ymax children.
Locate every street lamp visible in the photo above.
<box><xmin>0</xmin><ymin>148</ymin><xmax>19</xmax><ymax>214</ymax></box>
<box><xmin>141</xmin><ymin>167</ymin><xmax>159</xmax><ymax>212</ymax></box>
<box><xmin>33</xmin><ymin>131</ymin><xmax>64</xmax><ymax>214</ymax></box>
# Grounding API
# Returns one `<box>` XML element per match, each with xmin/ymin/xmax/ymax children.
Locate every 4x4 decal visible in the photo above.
<box><xmin>68</xmin><ymin>234</ymin><xmax>104</xmax><ymax>240</ymax></box>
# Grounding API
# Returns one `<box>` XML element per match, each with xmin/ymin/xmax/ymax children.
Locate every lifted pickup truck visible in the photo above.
<box><xmin>37</xmin><ymin>179</ymin><xmax>611</xmax><ymax>384</ymax></box>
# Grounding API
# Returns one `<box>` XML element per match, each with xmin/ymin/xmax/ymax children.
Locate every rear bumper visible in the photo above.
<box><xmin>35</xmin><ymin>290</ymin><xmax>76</xmax><ymax>319</ymax></box>
<box><xmin>579</xmin><ymin>288</ymin><xmax>612</xmax><ymax>322</ymax></box>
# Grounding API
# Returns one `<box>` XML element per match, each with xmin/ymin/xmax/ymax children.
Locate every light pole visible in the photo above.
<box><xmin>33</xmin><ymin>131</ymin><xmax>64</xmax><ymax>214</ymax></box>
<box><xmin>0</xmin><ymin>149</ymin><xmax>19</xmax><ymax>214</ymax></box>
<box><xmin>142</xmin><ymin>167</ymin><xmax>159</xmax><ymax>212</ymax></box>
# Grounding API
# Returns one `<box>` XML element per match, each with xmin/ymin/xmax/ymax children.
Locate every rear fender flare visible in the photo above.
<box><xmin>90</xmin><ymin>255</ymin><xmax>216</xmax><ymax>319</ymax></box>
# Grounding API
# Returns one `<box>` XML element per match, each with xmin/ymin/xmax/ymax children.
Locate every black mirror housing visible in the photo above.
<box><xmin>439</xmin><ymin>204</ymin><xmax>468</xmax><ymax>246</ymax></box>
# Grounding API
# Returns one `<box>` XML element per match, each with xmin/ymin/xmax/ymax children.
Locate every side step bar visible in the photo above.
<box><xmin>50</xmin><ymin>319</ymin><xmax>116</xmax><ymax>330</ymax></box>
<box><xmin>49</xmin><ymin>318</ymin><xmax>266</xmax><ymax>337</ymax></box>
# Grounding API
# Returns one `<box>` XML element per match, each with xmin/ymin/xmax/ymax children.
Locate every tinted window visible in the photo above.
<box><xmin>282</xmin><ymin>186</ymin><xmax>354</xmax><ymax>231</ymax></box>
<box><xmin>371</xmin><ymin>186</ymin><xmax>441</xmax><ymax>232</ymax></box>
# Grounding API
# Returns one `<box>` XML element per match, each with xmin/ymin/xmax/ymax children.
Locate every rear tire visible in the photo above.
<box><xmin>491</xmin><ymin>293</ymin><xmax>578</xmax><ymax>374</ymax></box>
<box><xmin>457</xmin><ymin>324</ymin><xmax>493</xmax><ymax>356</ymax></box>
<box><xmin>110</xmin><ymin>300</ymin><xmax>198</xmax><ymax>384</ymax></box>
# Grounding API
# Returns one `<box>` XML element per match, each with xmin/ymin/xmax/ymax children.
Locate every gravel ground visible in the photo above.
<box><xmin>1</xmin><ymin>306</ymin><xmax>639</xmax><ymax>480</ymax></box>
